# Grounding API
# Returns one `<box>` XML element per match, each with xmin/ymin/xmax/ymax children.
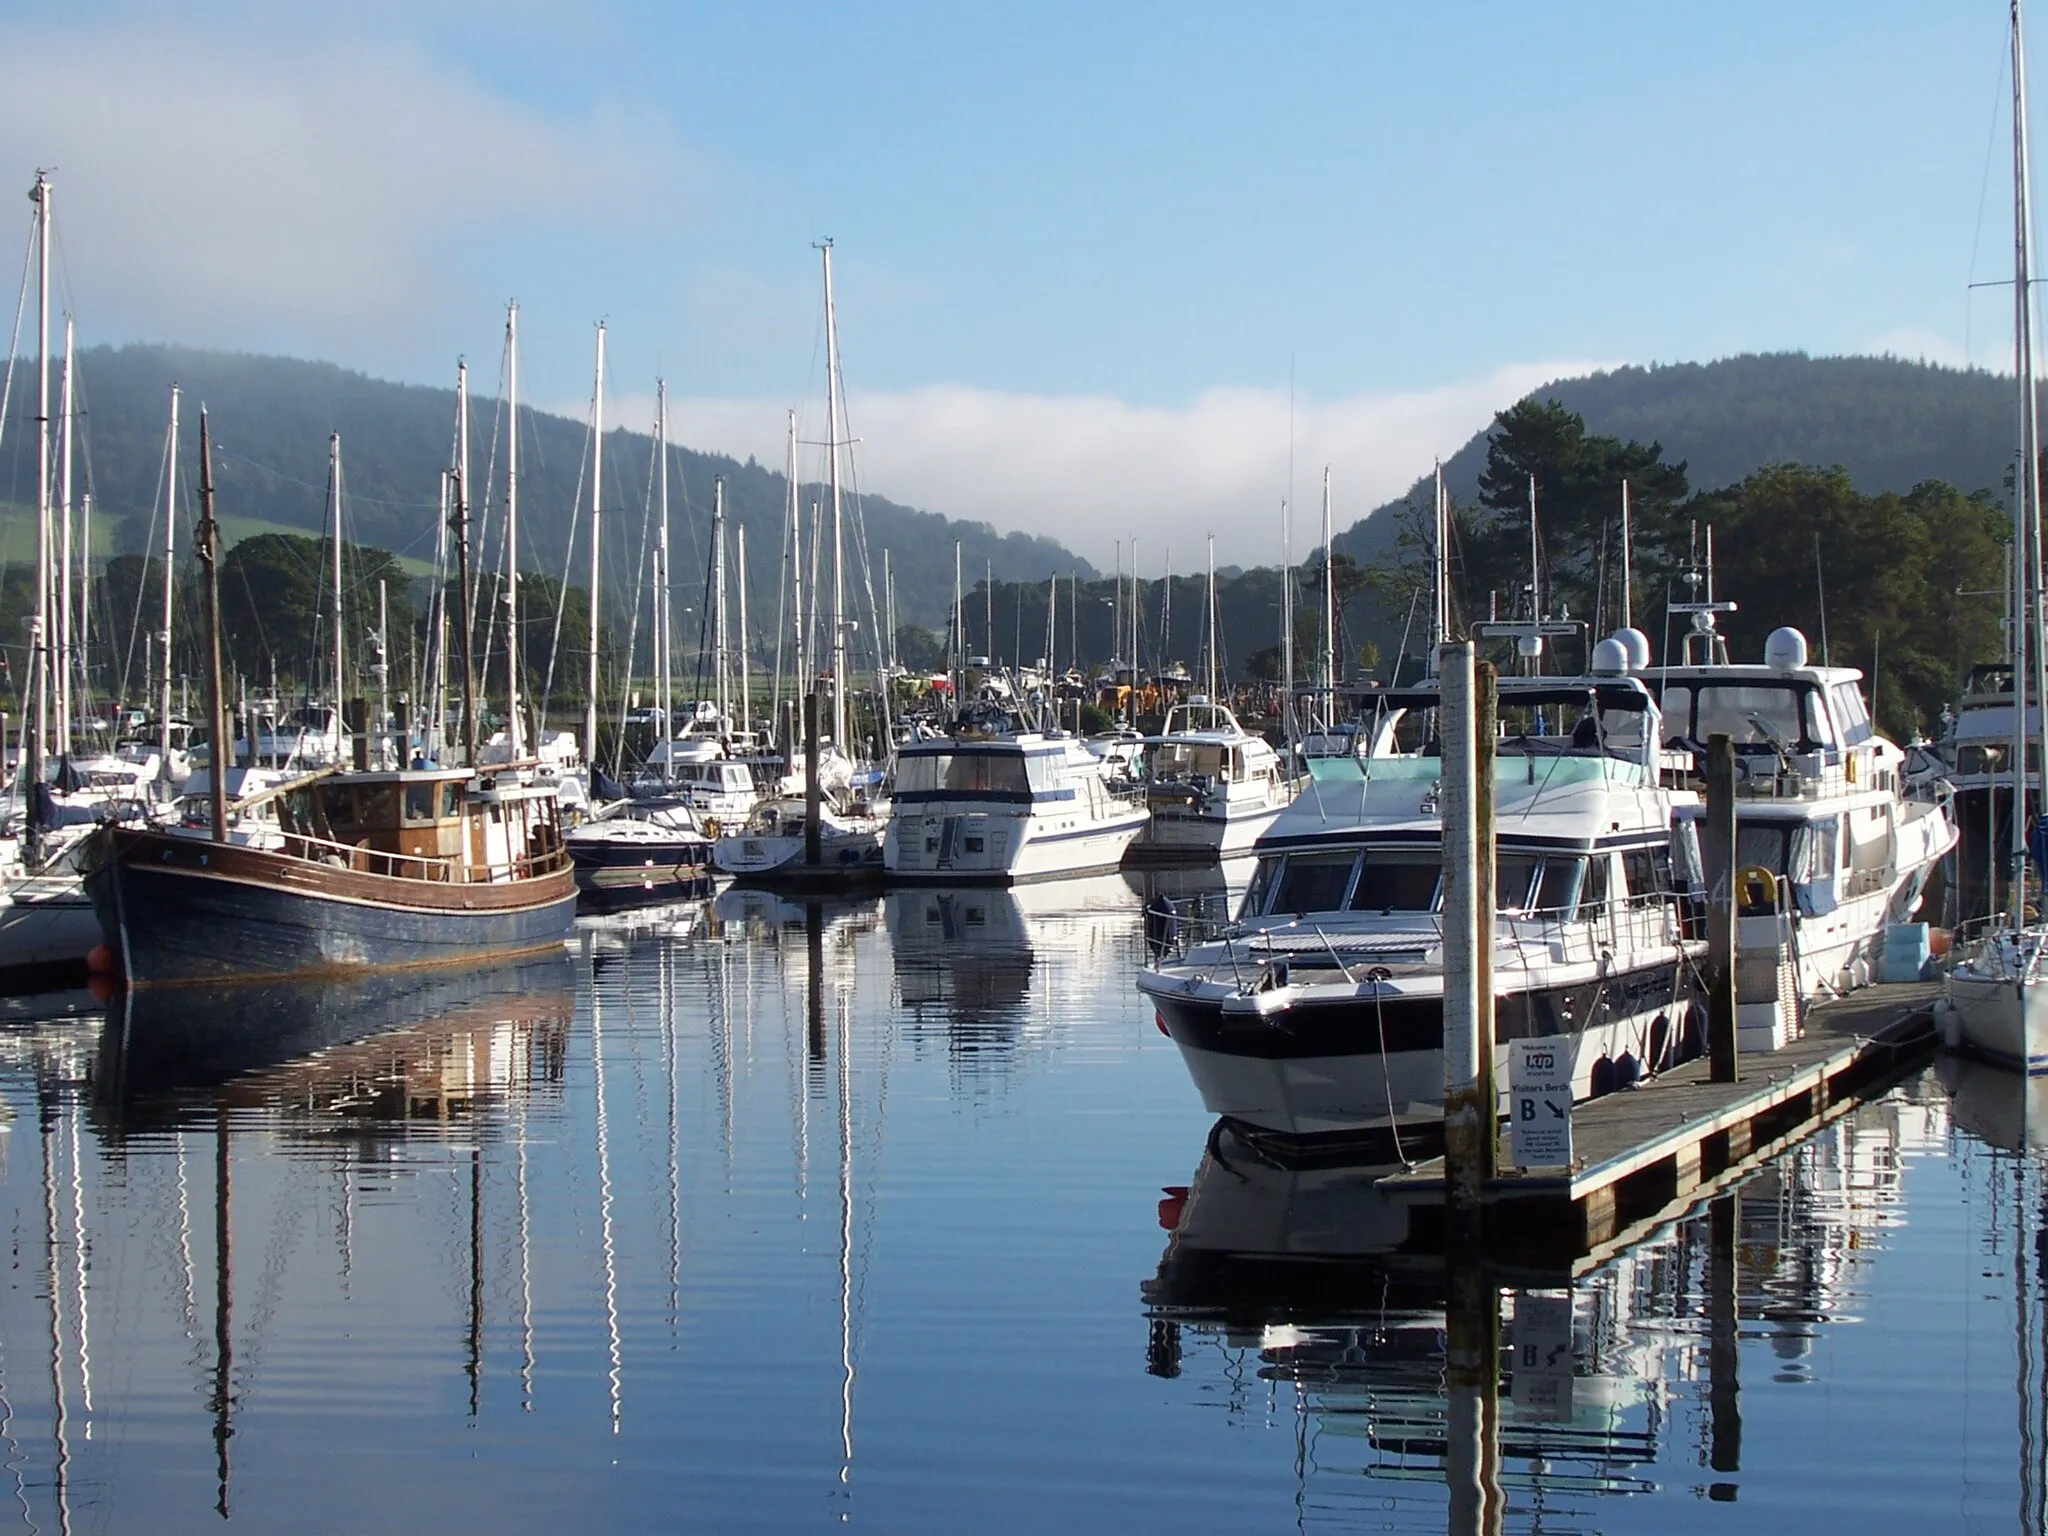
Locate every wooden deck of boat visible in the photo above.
<box><xmin>1381</xmin><ymin>980</ymin><xmax>1941</xmax><ymax>1270</ymax></box>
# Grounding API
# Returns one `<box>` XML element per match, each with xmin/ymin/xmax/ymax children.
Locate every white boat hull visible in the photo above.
<box><xmin>887</xmin><ymin>804</ymin><xmax>1148</xmax><ymax>883</ymax></box>
<box><xmin>1944</xmin><ymin>962</ymin><xmax>2048</xmax><ymax>1074</ymax></box>
<box><xmin>0</xmin><ymin>873</ymin><xmax>101</xmax><ymax>980</ymax></box>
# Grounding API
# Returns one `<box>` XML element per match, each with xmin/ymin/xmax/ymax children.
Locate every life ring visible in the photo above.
<box><xmin>1737</xmin><ymin>863</ymin><xmax>1777</xmax><ymax>913</ymax></box>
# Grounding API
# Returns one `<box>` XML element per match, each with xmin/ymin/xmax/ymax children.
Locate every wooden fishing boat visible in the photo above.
<box><xmin>83</xmin><ymin>765</ymin><xmax>578</xmax><ymax>987</ymax></box>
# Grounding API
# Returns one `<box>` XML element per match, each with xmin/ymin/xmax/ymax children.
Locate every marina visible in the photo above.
<box><xmin>0</xmin><ymin>884</ymin><xmax>2041</xmax><ymax>1532</ymax></box>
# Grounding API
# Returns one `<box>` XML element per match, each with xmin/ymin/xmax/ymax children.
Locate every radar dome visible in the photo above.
<box><xmin>1590</xmin><ymin>636</ymin><xmax>1628</xmax><ymax>676</ymax></box>
<box><xmin>1765</xmin><ymin>626</ymin><xmax>1809</xmax><ymax>672</ymax></box>
<box><xmin>1615</xmin><ymin>627</ymin><xmax>1652</xmax><ymax>670</ymax></box>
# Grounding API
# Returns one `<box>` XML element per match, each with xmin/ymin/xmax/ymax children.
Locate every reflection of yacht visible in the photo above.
<box><xmin>93</xmin><ymin>956</ymin><xmax>577</xmax><ymax>1115</ymax></box>
<box><xmin>565</xmin><ymin>796</ymin><xmax>716</xmax><ymax>909</ymax></box>
<box><xmin>1141</xmin><ymin>667</ymin><xmax>1707</xmax><ymax>1139</ymax></box>
<box><xmin>886</xmin><ymin>731</ymin><xmax>1148</xmax><ymax>883</ymax></box>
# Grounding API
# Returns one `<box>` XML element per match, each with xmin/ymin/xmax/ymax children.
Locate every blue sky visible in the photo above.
<box><xmin>0</xmin><ymin>1</ymin><xmax>2026</xmax><ymax>561</ymax></box>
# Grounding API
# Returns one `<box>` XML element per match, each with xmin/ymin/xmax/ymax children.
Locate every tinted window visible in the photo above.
<box><xmin>1494</xmin><ymin>854</ymin><xmax>1541</xmax><ymax>913</ymax></box>
<box><xmin>1535</xmin><ymin>857</ymin><xmax>1583</xmax><ymax>915</ymax></box>
<box><xmin>1270</xmin><ymin>852</ymin><xmax>1358</xmax><ymax>915</ymax></box>
<box><xmin>1349</xmin><ymin>851</ymin><xmax>1440</xmax><ymax>913</ymax></box>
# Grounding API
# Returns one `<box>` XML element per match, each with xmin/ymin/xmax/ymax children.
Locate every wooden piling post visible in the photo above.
<box><xmin>1705</xmin><ymin>733</ymin><xmax>1740</xmax><ymax>1083</ymax></box>
<box><xmin>1441</xmin><ymin>642</ymin><xmax>1496</xmax><ymax>1235</ymax></box>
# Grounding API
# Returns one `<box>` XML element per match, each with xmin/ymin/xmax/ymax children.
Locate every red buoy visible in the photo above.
<box><xmin>85</xmin><ymin>944</ymin><xmax>117</xmax><ymax>975</ymax></box>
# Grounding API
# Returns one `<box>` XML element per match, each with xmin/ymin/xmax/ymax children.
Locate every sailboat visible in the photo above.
<box><xmin>83</xmin><ymin>412</ymin><xmax>579</xmax><ymax>987</ymax></box>
<box><xmin>1944</xmin><ymin>0</ymin><xmax>2048</xmax><ymax>1073</ymax></box>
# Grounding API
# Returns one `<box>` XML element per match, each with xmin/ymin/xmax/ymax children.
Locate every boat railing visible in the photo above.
<box><xmin>279</xmin><ymin>829</ymin><xmax>571</xmax><ymax>884</ymax></box>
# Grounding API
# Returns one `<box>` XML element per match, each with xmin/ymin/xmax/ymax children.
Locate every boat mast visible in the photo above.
<box><xmin>783</xmin><ymin>409</ymin><xmax>804</xmax><ymax>713</ymax></box>
<box><xmin>27</xmin><ymin>172</ymin><xmax>48</xmax><ymax>798</ymax></box>
<box><xmin>820</xmin><ymin>241</ymin><xmax>848</xmax><ymax>755</ymax></box>
<box><xmin>654</xmin><ymin>378</ymin><xmax>670</xmax><ymax>770</ymax></box>
<box><xmin>712</xmin><ymin>476</ymin><xmax>729</xmax><ymax>728</ymax></box>
<box><xmin>56</xmin><ymin>313</ymin><xmax>73</xmax><ymax>757</ymax></box>
<box><xmin>1281</xmin><ymin>500</ymin><xmax>1293</xmax><ymax>719</ymax></box>
<box><xmin>584</xmin><ymin>322</ymin><xmax>607</xmax><ymax>771</ymax></box>
<box><xmin>327</xmin><ymin>432</ymin><xmax>345</xmax><ymax>724</ymax></box>
<box><xmin>1321</xmin><ymin>467</ymin><xmax>1336</xmax><ymax>710</ymax></box>
<box><xmin>159</xmin><ymin>384</ymin><xmax>178</xmax><ymax>773</ymax></box>
<box><xmin>453</xmin><ymin>362</ymin><xmax>478</xmax><ymax>764</ymax></box>
<box><xmin>196</xmin><ymin>413</ymin><xmax>229</xmax><ymax>844</ymax></box>
<box><xmin>1205</xmin><ymin>534</ymin><xmax>1218</xmax><ymax>702</ymax></box>
<box><xmin>505</xmin><ymin>301</ymin><xmax>522</xmax><ymax>760</ymax></box>
<box><xmin>2016</xmin><ymin>0</ymin><xmax>2047</xmax><ymax>923</ymax></box>
<box><xmin>1619</xmin><ymin>478</ymin><xmax>1634</xmax><ymax>632</ymax></box>
<box><xmin>737</xmin><ymin>525</ymin><xmax>751</xmax><ymax>741</ymax></box>
<box><xmin>1430</xmin><ymin>459</ymin><xmax>1450</xmax><ymax>675</ymax></box>
<box><xmin>952</xmin><ymin>541</ymin><xmax>963</xmax><ymax>708</ymax></box>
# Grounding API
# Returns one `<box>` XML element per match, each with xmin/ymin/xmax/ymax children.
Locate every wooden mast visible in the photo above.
<box><xmin>196</xmin><ymin>412</ymin><xmax>230</xmax><ymax>844</ymax></box>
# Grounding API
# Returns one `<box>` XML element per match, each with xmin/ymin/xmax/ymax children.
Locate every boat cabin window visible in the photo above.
<box><xmin>896</xmin><ymin>752</ymin><xmax>1030</xmax><ymax>794</ymax></box>
<box><xmin>1620</xmin><ymin>845</ymin><xmax>1676</xmax><ymax>905</ymax></box>
<box><xmin>1535</xmin><ymin>856</ymin><xmax>1584</xmax><ymax>915</ymax></box>
<box><xmin>1658</xmin><ymin>683</ymin><xmax>1831</xmax><ymax>752</ymax></box>
<box><xmin>1347</xmin><ymin>850</ymin><xmax>1440</xmax><ymax>913</ymax></box>
<box><xmin>1829</xmin><ymin>682</ymin><xmax>1874</xmax><ymax>745</ymax></box>
<box><xmin>404</xmin><ymin>783</ymin><xmax>438</xmax><ymax>824</ymax></box>
<box><xmin>1581</xmin><ymin>854</ymin><xmax>1610</xmax><ymax>917</ymax></box>
<box><xmin>1266</xmin><ymin>851</ymin><xmax>1358</xmax><ymax>916</ymax></box>
<box><xmin>1495</xmin><ymin>854</ymin><xmax>1542</xmax><ymax>912</ymax></box>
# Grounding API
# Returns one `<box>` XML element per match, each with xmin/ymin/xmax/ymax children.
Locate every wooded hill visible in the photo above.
<box><xmin>0</xmin><ymin>343</ymin><xmax>1095</xmax><ymax>638</ymax></box>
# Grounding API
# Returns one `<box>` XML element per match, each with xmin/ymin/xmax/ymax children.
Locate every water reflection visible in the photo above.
<box><xmin>1145</xmin><ymin>1083</ymin><xmax>1954</xmax><ymax>1526</ymax></box>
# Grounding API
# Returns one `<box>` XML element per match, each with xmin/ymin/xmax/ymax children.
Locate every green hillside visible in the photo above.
<box><xmin>0</xmin><ymin>344</ymin><xmax>1095</xmax><ymax>634</ymax></box>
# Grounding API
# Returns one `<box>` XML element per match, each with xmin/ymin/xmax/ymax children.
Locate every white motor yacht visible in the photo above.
<box><xmin>1138</xmin><ymin>698</ymin><xmax>1292</xmax><ymax>860</ymax></box>
<box><xmin>1646</xmin><ymin>624</ymin><xmax>1956</xmax><ymax>1051</ymax></box>
<box><xmin>887</xmin><ymin>729</ymin><xmax>1148</xmax><ymax>883</ymax></box>
<box><xmin>1138</xmin><ymin>659</ymin><xmax>1708</xmax><ymax>1141</ymax></box>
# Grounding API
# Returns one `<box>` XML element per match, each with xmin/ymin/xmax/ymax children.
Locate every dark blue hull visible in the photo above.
<box><xmin>86</xmin><ymin>835</ymin><xmax>579</xmax><ymax>988</ymax></box>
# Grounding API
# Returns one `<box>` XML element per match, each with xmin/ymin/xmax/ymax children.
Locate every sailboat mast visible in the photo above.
<box><xmin>1281</xmin><ymin>501</ymin><xmax>1293</xmax><ymax>716</ymax></box>
<box><xmin>737</xmin><ymin>526</ymin><xmax>751</xmax><ymax>741</ymax></box>
<box><xmin>1321</xmin><ymin>467</ymin><xmax>1335</xmax><ymax>705</ymax></box>
<box><xmin>328</xmin><ymin>432</ymin><xmax>345</xmax><ymax>720</ymax></box>
<box><xmin>453</xmin><ymin>362</ymin><xmax>478</xmax><ymax>764</ymax></box>
<box><xmin>505</xmin><ymin>302</ymin><xmax>522</xmax><ymax>759</ymax></box>
<box><xmin>713</xmin><ymin>476</ymin><xmax>729</xmax><ymax>727</ymax></box>
<box><xmin>1619</xmin><ymin>478</ymin><xmax>1634</xmax><ymax>632</ymax></box>
<box><xmin>1431</xmin><ymin>459</ymin><xmax>1450</xmax><ymax>673</ymax></box>
<box><xmin>56</xmin><ymin>314</ymin><xmax>73</xmax><ymax>757</ymax></box>
<box><xmin>28</xmin><ymin>172</ymin><xmax>49</xmax><ymax>796</ymax></box>
<box><xmin>2015</xmin><ymin>0</ymin><xmax>2040</xmax><ymax>913</ymax></box>
<box><xmin>820</xmin><ymin>242</ymin><xmax>849</xmax><ymax>755</ymax></box>
<box><xmin>1205</xmin><ymin>534</ymin><xmax>1218</xmax><ymax>702</ymax></box>
<box><xmin>953</xmin><ymin>541</ymin><xmax>963</xmax><ymax>706</ymax></box>
<box><xmin>655</xmin><ymin>378</ymin><xmax>671</xmax><ymax>765</ymax></box>
<box><xmin>159</xmin><ymin>384</ymin><xmax>178</xmax><ymax>772</ymax></box>
<box><xmin>585</xmin><ymin>323</ymin><xmax>607</xmax><ymax>771</ymax></box>
<box><xmin>196</xmin><ymin>413</ymin><xmax>229</xmax><ymax>844</ymax></box>
<box><xmin>786</xmin><ymin>410</ymin><xmax>805</xmax><ymax>697</ymax></box>
<box><xmin>2018</xmin><ymin>0</ymin><xmax>2048</xmax><ymax>864</ymax></box>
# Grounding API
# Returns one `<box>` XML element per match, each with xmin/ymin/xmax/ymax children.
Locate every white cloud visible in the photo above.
<box><xmin>631</xmin><ymin>361</ymin><xmax>1615</xmax><ymax>568</ymax></box>
<box><xmin>0</xmin><ymin>11</ymin><xmax>699</xmax><ymax>365</ymax></box>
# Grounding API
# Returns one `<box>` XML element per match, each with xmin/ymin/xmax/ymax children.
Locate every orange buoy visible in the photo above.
<box><xmin>85</xmin><ymin>943</ymin><xmax>117</xmax><ymax>975</ymax></box>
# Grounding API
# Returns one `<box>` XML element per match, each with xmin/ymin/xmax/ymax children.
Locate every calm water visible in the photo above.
<box><xmin>0</xmin><ymin>874</ymin><xmax>2042</xmax><ymax>1533</ymax></box>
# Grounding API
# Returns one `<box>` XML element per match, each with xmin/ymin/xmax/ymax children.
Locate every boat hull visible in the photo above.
<box><xmin>85</xmin><ymin>826</ymin><xmax>579</xmax><ymax>988</ymax></box>
<box><xmin>0</xmin><ymin>873</ymin><xmax>100</xmax><ymax>988</ymax></box>
<box><xmin>1142</xmin><ymin>959</ymin><xmax>1698</xmax><ymax>1139</ymax></box>
<box><xmin>886</xmin><ymin>804</ymin><xmax>1148</xmax><ymax>884</ymax></box>
<box><xmin>1943</xmin><ymin>966</ymin><xmax>2048</xmax><ymax>1074</ymax></box>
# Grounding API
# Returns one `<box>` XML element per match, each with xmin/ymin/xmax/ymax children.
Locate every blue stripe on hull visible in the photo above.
<box><xmin>89</xmin><ymin>861</ymin><xmax>579</xmax><ymax>988</ymax></box>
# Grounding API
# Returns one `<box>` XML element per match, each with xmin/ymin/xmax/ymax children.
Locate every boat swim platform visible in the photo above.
<box><xmin>1380</xmin><ymin>980</ymin><xmax>1941</xmax><ymax>1274</ymax></box>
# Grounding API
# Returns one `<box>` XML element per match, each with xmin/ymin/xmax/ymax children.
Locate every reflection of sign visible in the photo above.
<box><xmin>1509</xmin><ymin>1039</ymin><xmax>1573</xmax><ymax>1168</ymax></box>
<box><xmin>1510</xmin><ymin>1291</ymin><xmax>1575</xmax><ymax>1419</ymax></box>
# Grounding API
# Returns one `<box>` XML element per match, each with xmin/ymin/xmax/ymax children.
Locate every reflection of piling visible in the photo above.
<box><xmin>1707</xmin><ymin>1191</ymin><xmax>1742</xmax><ymax>1498</ymax></box>
<box><xmin>806</xmin><ymin>900</ymin><xmax>826</xmax><ymax>1064</ymax></box>
<box><xmin>1444</xmin><ymin>1261</ymin><xmax>1504</xmax><ymax>1536</ymax></box>
<box><xmin>805</xmin><ymin>693</ymin><xmax>823</xmax><ymax>870</ymax></box>
<box><xmin>213</xmin><ymin>1106</ymin><xmax>233</xmax><ymax>1519</ymax></box>
<box><xmin>1705</xmin><ymin>733</ymin><xmax>1739</xmax><ymax>1083</ymax></box>
<box><xmin>1440</xmin><ymin>643</ymin><xmax>1497</xmax><ymax>1239</ymax></box>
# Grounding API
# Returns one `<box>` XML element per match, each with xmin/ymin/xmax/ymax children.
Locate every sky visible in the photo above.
<box><xmin>0</xmin><ymin>0</ymin><xmax>2028</xmax><ymax>565</ymax></box>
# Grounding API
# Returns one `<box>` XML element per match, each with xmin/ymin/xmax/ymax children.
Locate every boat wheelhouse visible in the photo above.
<box><xmin>886</xmin><ymin>731</ymin><xmax>1148</xmax><ymax>883</ymax></box>
<box><xmin>1137</xmin><ymin>699</ymin><xmax>1292</xmax><ymax>861</ymax></box>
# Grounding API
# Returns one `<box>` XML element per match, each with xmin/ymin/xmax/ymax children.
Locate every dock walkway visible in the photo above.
<box><xmin>1382</xmin><ymin>980</ymin><xmax>1940</xmax><ymax>1269</ymax></box>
